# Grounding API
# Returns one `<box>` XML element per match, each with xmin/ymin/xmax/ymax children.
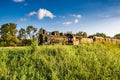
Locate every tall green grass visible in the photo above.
<box><xmin>0</xmin><ymin>43</ymin><xmax>120</xmax><ymax>80</ymax></box>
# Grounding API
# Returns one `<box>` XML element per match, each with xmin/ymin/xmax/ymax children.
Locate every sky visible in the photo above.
<box><xmin>0</xmin><ymin>0</ymin><xmax>120</xmax><ymax>37</ymax></box>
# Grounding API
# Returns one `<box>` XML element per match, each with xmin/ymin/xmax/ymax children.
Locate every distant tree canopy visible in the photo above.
<box><xmin>89</xmin><ymin>32</ymin><xmax>111</xmax><ymax>38</ymax></box>
<box><xmin>51</xmin><ymin>31</ymin><xmax>60</xmax><ymax>35</ymax></box>
<box><xmin>114</xmin><ymin>33</ymin><xmax>120</xmax><ymax>39</ymax></box>
<box><xmin>65</xmin><ymin>31</ymin><xmax>72</xmax><ymax>34</ymax></box>
<box><xmin>91</xmin><ymin>32</ymin><xmax>107</xmax><ymax>38</ymax></box>
<box><xmin>76</xmin><ymin>31</ymin><xmax>87</xmax><ymax>38</ymax></box>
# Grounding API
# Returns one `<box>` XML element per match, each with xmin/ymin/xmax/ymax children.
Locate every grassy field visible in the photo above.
<box><xmin>0</xmin><ymin>43</ymin><xmax>120</xmax><ymax>80</ymax></box>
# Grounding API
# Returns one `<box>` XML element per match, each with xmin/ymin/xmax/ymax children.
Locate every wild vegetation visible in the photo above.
<box><xmin>0</xmin><ymin>43</ymin><xmax>120</xmax><ymax>80</ymax></box>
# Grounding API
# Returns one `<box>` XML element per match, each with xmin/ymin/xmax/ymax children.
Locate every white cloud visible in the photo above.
<box><xmin>63</xmin><ymin>19</ymin><xmax>79</xmax><ymax>25</ymax></box>
<box><xmin>75</xmin><ymin>19</ymin><xmax>79</xmax><ymax>23</ymax></box>
<box><xmin>27</xmin><ymin>8</ymin><xmax>55</xmax><ymax>20</ymax></box>
<box><xmin>28</xmin><ymin>11</ymin><xmax>37</xmax><ymax>16</ymax></box>
<box><xmin>20</xmin><ymin>18</ymin><xmax>26</xmax><ymax>21</ymax></box>
<box><xmin>13</xmin><ymin>0</ymin><xmax>24</xmax><ymax>2</ymax></box>
<box><xmin>63</xmin><ymin>22</ymin><xmax>72</xmax><ymax>25</ymax></box>
<box><xmin>38</xmin><ymin>8</ymin><xmax>55</xmax><ymax>19</ymax></box>
<box><xmin>72</xmin><ymin>14</ymin><xmax>82</xmax><ymax>18</ymax></box>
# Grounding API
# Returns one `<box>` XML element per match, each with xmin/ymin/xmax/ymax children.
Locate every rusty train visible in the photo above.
<box><xmin>38</xmin><ymin>30</ymin><xmax>120</xmax><ymax>45</ymax></box>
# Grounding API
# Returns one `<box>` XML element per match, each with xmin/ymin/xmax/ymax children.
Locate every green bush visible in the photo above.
<box><xmin>20</xmin><ymin>39</ymin><xmax>32</xmax><ymax>46</ymax></box>
<box><xmin>0</xmin><ymin>41</ymin><xmax>7</xmax><ymax>47</ymax></box>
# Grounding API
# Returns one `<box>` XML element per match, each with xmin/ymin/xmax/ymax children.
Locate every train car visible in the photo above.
<box><xmin>38</xmin><ymin>29</ymin><xmax>120</xmax><ymax>45</ymax></box>
<box><xmin>93</xmin><ymin>36</ymin><xmax>105</xmax><ymax>42</ymax></box>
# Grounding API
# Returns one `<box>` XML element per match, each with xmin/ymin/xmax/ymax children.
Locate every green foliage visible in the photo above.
<box><xmin>0</xmin><ymin>41</ymin><xmax>6</xmax><ymax>47</ymax></box>
<box><xmin>20</xmin><ymin>39</ymin><xmax>32</xmax><ymax>46</ymax></box>
<box><xmin>18</xmin><ymin>28</ymin><xmax>26</xmax><ymax>40</ymax></box>
<box><xmin>65</xmin><ymin>31</ymin><xmax>72</xmax><ymax>34</ymax></box>
<box><xmin>93</xmin><ymin>32</ymin><xmax>107</xmax><ymax>38</ymax></box>
<box><xmin>77</xmin><ymin>31</ymin><xmax>87</xmax><ymax>38</ymax></box>
<box><xmin>52</xmin><ymin>31</ymin><xmax>60</xmax><ymax>35</ymax></box>
<box><xmin>55</xmin><ymin>31</ymin><xmax>60</xmax><ymax>35</ymax></box>
<box><xmin>0</xmin><ymin>23</ymin><xmax>19</xmax><ymax>46</ymax></box>
<box><xmin>114</xmin><ymin>33</ymin><xmax>120</xmax><ymax>39</ymax></box>
<box><xmin>31</xmin><ymin>38</ymin><xmax>38</xmax><ymax>53</ymax></box>
<box><xmin>0</xmin><ymin>43</ymin><xmax>120</xmax><ymax>80</ymax></box>
<box><xmin>26</xmin><ymin>26</ymin><xmax>37</xmax><ymax>39</ymax></box>
<box><xmin>39</xmin><ymin>28</ymin><xmax>44</xmax><ymax>35</ymax></box>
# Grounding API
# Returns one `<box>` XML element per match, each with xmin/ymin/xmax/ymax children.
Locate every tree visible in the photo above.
<box><xmin>66</xmin><ymin>31</ymin><xmax>72</xmax><ymax>34</ymax></box>
<box><xmin>51</xmin><ymin>31</ymin><xmax>60</xmax><ymax>35</ymax></box>
<box><xmin>39</xmin><ymin>28</ymin><xmax>44</xmax><ymax>35</ymax></box>
<box><xmin>114</xmin><ymin>33</ymin><xmax>120</xmax><ymax>39</ymax></box>
<box><xmin>77</xmin><ymin>31</ymin><xmax>87</xmax><ymax>38</ymax></box>
<box><xmin>55</xmin><ymin>31</ymin><xmax>60</xmax><ymax>35</ymax></box>
<box><xmin>26</xmin><ymin>26</ymin><xmax>37</xmax><ymax>39</ymax></box>
<box><xmin>18</xmin><ymin>28</ymin><xmax>26</xmax><ymax>39</ymax></box>
<box><xmin>0</xmin><ymin>23</ymin><xmax>19</xmax><ymax>46</ymax></box>
<box><xmin>92</xmin><ymin>32</ymin><xmax>106</xmax><ymax>38</ymax></box>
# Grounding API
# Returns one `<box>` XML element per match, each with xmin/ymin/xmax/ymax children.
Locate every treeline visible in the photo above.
<box><xmin>0</xmin><ymin>23</ymin><xmax>120</xmax><ymax>47</ymax></box>
<box><xmin>0</xmin><ymin>23</ymin><xmax>38</xmax><ymax>47</ymax></box>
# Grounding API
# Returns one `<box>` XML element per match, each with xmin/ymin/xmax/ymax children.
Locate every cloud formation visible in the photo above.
<box><xmin>13</xmin><ymin>0</ymin><xmax>24</xmax><ymax>2</ymax></box>
<box><xmin>38</xmin><ymin>9</ymin><xmax>55</xmax><ymax>19</ymax></box>
<box><xmin>63</xmin><ymin>19</ymin><xmax>79</xmax><ymax>25</ymax></box>
<box><xmin>75</xmin><ymin>19</ymin><xmax>79</xmax><ymax>23</ymax></box>
<box><xmin>72</xmin><ymin>14</ymin><xmax>82</xmax><ymax>18</ymax></box>
<box><xmin>63</xmin><ymin>22</ymin><xmax>72</xmax><ymax>25</ymax></box>
<box><xmin>28</xmin><ymin>8</ymin><xmax>55</xmax><ymax>20</ymax></box>
<box><xmin>28</xmin><ymin>11</ymin><xmax>37</xmax><ymax>16</ymax></box>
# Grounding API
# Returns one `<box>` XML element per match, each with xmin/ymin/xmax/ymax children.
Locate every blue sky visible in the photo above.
<box><xmin>0</xmin><ymin>0</ymin><xmax>120</xmax><ymax>37</ymax></box>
